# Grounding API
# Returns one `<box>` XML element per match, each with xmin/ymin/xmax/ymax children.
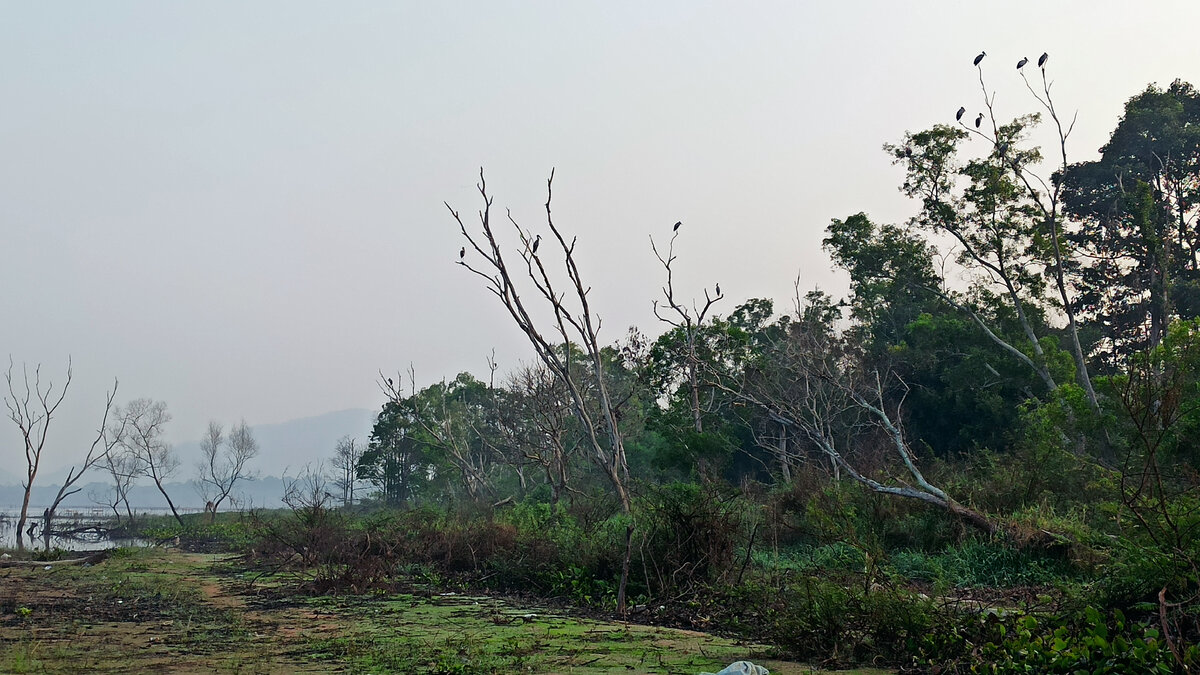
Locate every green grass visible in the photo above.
<box><xmin>886</xmin><ymin>539</ymin><xmax>1077</xmax><ymax>588</ymax></box>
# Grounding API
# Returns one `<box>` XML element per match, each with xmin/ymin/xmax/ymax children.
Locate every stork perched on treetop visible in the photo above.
<box><xmin>956</xmin><ymin>106</ymin><xmax>966</xmax><ymax>121</ymax></box>
<box><xmin>1038</xmin><ymin>52</ymin><xmax>1049</xmax><ymax>68</ymax></box>
<box><xmin>973</xmin><ymin>51</ymin><xmax>986</xmax><ymax>66</ymax></box>
<box><xmin>1017</xmin><ymin>56</ymin><xmax>1028</xmax><ymax>69</ymax></box>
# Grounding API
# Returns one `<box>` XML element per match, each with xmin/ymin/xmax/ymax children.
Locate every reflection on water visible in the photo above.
<box><xmin>0</xmin><ymin>508</ymin><xmax>156</xmax><ymax>551</ymax></box>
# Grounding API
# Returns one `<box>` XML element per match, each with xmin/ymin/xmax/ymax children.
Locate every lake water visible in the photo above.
<box><xmin>0</xmin><ymin>507</ymin><xmax>191</xmax><ymax>551</ymax></box>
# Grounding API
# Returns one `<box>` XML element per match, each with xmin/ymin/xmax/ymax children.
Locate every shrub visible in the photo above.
<box><xmin>970</xmin><ymin>607</ymin><xmax>1193</xmax><ymax>674</ymax></box>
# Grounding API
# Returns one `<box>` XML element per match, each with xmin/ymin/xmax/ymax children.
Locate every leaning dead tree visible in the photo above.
<box><xmin>42</xmin><ymin>380</ymin><xmax>126</xmax><ymax>547</ymax></box>
<box><xmin>651</xmin><ymin>229</ymin><xmax>723</xmax><ymax>433</ymax></box>
<box><xmin>723</xmin><ymin>312</ymin><xmax>996</xmax><ymax>534</ymax></box>
<box><xmin>449</xmin><ymin>169</ymin><xmax>636</xmax><ymax>613</ymax></box>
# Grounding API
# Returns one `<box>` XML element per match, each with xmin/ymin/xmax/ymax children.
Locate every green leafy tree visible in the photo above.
<box><xmin>1063</xmin><ymin>80</ymin><xmax>1200</xmax><ymax>365</ymax></box>
<box><xmin>408</xmin><ymin>372</ymin><xmax>508</xmax><ymax>503</ymax></box>
<box><xmin>888</xmin><ymin>120</ymin><xmax>1061</xmax><ymax>392</ymax></box>
<box><xmin>360</xmin><ymin>398</ymin><xmax>429</xmax><ymax>507</ymax></box>
<box><xmin>824</xmin><ymin>213</ymin><xmax>1054</xmax><ymax>456</ymax></box>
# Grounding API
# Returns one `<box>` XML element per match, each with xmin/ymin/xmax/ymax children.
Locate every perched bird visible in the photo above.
<box><xmin>1017</xmin><ymin>56</ymin><xmax>1028</xmax><ymax>69</ymax></box>
<box><xmin>1038</xmin><ymin>52</ymin><xmax>1049</xmax><ymax>68</ymax></box>
<box><xmin>903</xmin><ymin>146</ymin><xmax>913</xmax><ymax>157</ymax></box>
<box><xmin>673</xmin><ymin>221</ymin><xmax>681</xmax><ymax>232</ymax></box>
<box><xmin>975</xmin><ymin>113</ymin><xmax>984</xmax><ymax>128</ymax></box>
<box><xmin>716</xmin><ymin>283</ymin><xmax>722</xmax><ymax>296</ymax></box>
<box><xmin>973</xmin><ymin>51</ymin><xmax>986</xmax><ymax>66</ymax></box>
<box><xmin>997</xmin><ymin>141</ymin><xmax>1010</xmax><ymax>155</ymax></box>
<box><xmin>459</xmin><ymin>247</ymin><xmax>465</xmax><ymax>259</ymax></box>
<box><xmin>956</xmin><ymin>106</ymin><xmax>966</xmax><ymax>122</ymax></box>
<box><xmin>532</xmin><ymin>235</ymin><xmax>541</xmax><ymax>253</ymax></box>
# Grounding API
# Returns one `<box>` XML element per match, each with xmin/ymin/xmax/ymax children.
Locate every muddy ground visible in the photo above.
<box><xmin>0</xmin><ymin>548</ymin><xmax>890</xmax><ymax>674</ymax></box>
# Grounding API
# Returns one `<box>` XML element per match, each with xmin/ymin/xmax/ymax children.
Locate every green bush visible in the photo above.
<box><xmin>971</xmin><ymin>607</ymin><xmax>1191</xmax><ymax>674</ymax></box>
<box><xmin>719</xmin><ymin>576</ymin><xmax>940</xmax><ymax>665</ymax></box>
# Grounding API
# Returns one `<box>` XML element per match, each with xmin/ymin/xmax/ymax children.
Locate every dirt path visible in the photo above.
<box><xmin>0</xmin><ymin>549</ymin><xmax>890</xmax><ymax>674</ymax></box>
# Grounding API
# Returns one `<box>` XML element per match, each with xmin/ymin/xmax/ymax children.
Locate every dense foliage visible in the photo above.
<box><xmin>242</xmin><ymin>75</ymin><xmax>1200</xmax><ymax>672</ymax></box>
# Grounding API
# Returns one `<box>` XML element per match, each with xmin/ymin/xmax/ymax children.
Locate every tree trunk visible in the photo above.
<box><xmin>618</xmin><ymin>523</ymin><xmax>634</xmax><ymax>615</ymax></box>
<box><xmin>152</xmin><ymin>477</ymin><xmax>185</xmax><ymax>527</ymax></box>
<box><xmin>15</xmin><ymin>485</ymin><xmax>34</xmax><ymax>551</ymax></box>
<box><xmin>687</xmin><ymin>354</ymin><xmax>703</xmax><ymax>433</ymax></box>
<box><xmin>947</xmin><ymin>499</ymin><xmax>997</xmax><ymax>535</ymax></box>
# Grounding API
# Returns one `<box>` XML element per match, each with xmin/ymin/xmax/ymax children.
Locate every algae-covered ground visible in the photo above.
<box><xmin>0</xmin><ymin>548</ymin><xmax>891</xmax><ymax>674</ymax></box>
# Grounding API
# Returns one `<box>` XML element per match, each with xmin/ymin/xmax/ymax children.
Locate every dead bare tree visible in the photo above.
<box><xmin>449</xmin><ymin>169</ymin><xmax>636</xmax><ymax>613</ymax></box>
<box><xmin>4</xmin><ymin>358</ymin><xmax>72</xmax><ymax>550</ymax></box>
<box><xmin>118</xmin><ymin>398</ymin><xmax>184</xmax><ymax>527</ymax></box>
<box><xmin>722</xmin><ymin>309</ymin><xmax>996</xmax><ymax>534</ymax></box>
<box><xmin>96</xmin><ymin>446</ymin><xmax>140</xmax><ymax>524</ymax></box>
<box><xmin>650</xmin><ymin>229</ymin><xmax>723</xmax><ymax>433</ymax></box>
<box><xmin>196</xmin><ymin>419</ymin><xmax>259</xmax><ymax>520</ymax></box>
<box><xmin>42</xmin><ymin>380</ymin><xmax>126</xmax><ymax>547</ymax></box>
<box><xmin>330</xmin><ymin>435</ymin><xmax>362</xmax><ymax>508</ymax></box>
<box><xmin>503</xmin><ymin>362</ymin><xmax>579</xmax><ymax>505</ymax></box>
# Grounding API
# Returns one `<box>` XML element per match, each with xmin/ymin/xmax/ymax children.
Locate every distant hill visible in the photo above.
<box><xmin>171</xmin><ymin>408</ymin><xmax>376</xmax><ymax>480</ymax></box>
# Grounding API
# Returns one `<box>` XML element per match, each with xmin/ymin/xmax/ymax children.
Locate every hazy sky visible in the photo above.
<box><xmin>3</xmin><ymin>1</ymin><xmax>1198</xmax><ymax>472</ymax></box>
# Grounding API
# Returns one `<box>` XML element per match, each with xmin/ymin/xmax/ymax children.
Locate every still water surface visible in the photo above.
<box><xmin>0</xmin><ymin>507</ymin><xmax>193</xmax><ymax>551</ymax></box>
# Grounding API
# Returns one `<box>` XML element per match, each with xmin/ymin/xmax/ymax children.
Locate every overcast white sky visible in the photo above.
<box><xmin>3</xmin><ymin>1</ymin><xmax>1198</xmax><ymax>472</ymax></box>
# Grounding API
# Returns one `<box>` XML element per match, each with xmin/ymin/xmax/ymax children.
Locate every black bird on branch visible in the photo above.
<box><xmin>1017</xmin><ymin>56</ymin><xmax>1028</xmax><ymax>69</ymax></box>
<box><xmin>459</xmin><ymin>247</ymin><xmax>465</xmax><ymax>259</ymax></box>
<box><xmin>956</xmin><ymin>106</ymin><xmax>966</xmax><ymax>121</ymax></box>
<box><xmin>532</xmin><ymin>235</ymin><xmax>541</xmax><ymax>253</ymax></box>
<box><xmin>975</xmin><ymin>113</ymin><xmax>984</xmax><ymax>128</ymax></box>
<box><xmin>673</xmin><ymin>221</ymin><xmax>681</xmax><ymax>232</ymax></box>
<box><xmin>1038</xmin><ymin>52</ymin><xmax>1049</xmax><ymax>68</ymax></box>
<box><xmin>973</xmin><ymin>51</ymin><xmax>986</xmax><ymax>66</ymax></box>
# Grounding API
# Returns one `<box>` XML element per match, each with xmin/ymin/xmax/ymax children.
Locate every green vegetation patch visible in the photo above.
<box><xmin>302</xmin><ymin>591</ymin><xmax>785</xmax><ymax>674</ymax></box>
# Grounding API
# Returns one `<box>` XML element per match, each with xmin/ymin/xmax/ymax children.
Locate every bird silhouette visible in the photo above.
<box><xmin>459</xmin><ymin>247</ymin><xmax>465</xmax><ymax>259</ymax></box>
<box><xmin>973</xmin><ymin>51</ymin><xmax>986</xmax><ymax>66</ymax></box>
<box><xmin>1017</xmin><ymin>56</ymin><xmax>1028</xmax><ymax>69</ymax></box>
<box><xmin>673</xmin><ymin>221</ymin><xmax>681</xmax><ymax>232</ymax></box>
<box><xmin>1038</xmin><ymin>52</ymin><xmax>1049</xmax><ymax>68</ymax></box>
<box><xmin>716</xmin><ymin>283</ymin><xmax>722</xmax><ymax>296</ymax></box>
<box><xmin>975</xmin><ymin>113</ymin><xmax>984</xmax><ymax>128</ymax></box>
<box><xmin>956</xmin><ymin>106</ymin><xmax>966</xmax><ymax>122</ymax></box>
<box><xmin>532</xmin><ymin>235</ymin><xmax>540</xmax><ymax>253</ymax></box>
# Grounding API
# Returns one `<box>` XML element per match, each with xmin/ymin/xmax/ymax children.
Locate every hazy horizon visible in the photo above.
<box><xmin>4</xmin><ymin>1</ymin><xmax>1199</xmax><ymax>474</ymax></box>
